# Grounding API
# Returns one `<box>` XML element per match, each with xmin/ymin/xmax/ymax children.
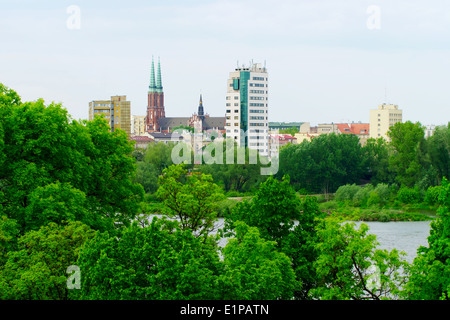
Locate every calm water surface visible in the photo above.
<box><xmin>352</xmin><ymin>221</ymin><xmax>431</xmax><ymax>262</ymax></box>
<box><xmin>149</xmin><ymin>215</ymin><xmax>432</xmax><ymax>263</ymax></box>
<box><xmin>216</xmin><ymin>219</ymin><xmax>432</xmax><ymax>262</ymax></box>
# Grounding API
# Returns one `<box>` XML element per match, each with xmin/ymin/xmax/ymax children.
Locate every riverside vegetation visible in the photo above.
<box><xmin>0</xmin><ymin>84</ymin><xmax>449</xmax><ymax>300</ymax></box>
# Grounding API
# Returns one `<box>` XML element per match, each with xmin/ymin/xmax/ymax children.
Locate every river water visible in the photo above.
<box><xmin>148</xmin><ymin>215</ymin><xmax>432</xmax><ymax>263</ymax></box>
<box><xmin>352</xmin><ymin>221</ymin><xmax>431</xmax><ymax>262</ymax></box>
<box><xmin>217</xmin><ymin>219</ymin><xmax>432</xmax><ymax>263</ymax></box>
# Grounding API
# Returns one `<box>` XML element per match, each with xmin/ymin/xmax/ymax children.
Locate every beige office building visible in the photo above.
<box><xmin>369</xmin><ymin>103</ymin><xmax>402</xmax><ymax>141</ymax></box>
<box><xmin>132</xmin><ymin>115</ymin><xmax>146</xmax><ymax>136</ymax></box>
<box><xmin>89</xmin><ymin>95</ymin><xmax>131</xmax><ymax>138</ymax></box>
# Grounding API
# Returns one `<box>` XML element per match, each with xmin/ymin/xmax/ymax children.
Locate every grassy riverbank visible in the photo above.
<box><xmin>318</xmin><ymin>200</ymin><xmax>436</xmax><ymax>222</ymax></box>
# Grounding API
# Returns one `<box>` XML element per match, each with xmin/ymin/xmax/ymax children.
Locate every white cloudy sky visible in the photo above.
<box><xmin>1</xmin><ymin>0</ymin><xmax>449</xmax><ymax>125</ymax></box>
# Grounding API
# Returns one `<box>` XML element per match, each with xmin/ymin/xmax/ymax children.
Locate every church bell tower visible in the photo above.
<box><xmin>146</xmin><ymin>56</ymin><xmax>165</xmax><ymax>132</ymax></box>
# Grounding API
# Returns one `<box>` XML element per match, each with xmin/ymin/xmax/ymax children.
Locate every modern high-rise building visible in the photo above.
<box><xmin>225</xmin><ymin>62</ymin><xmax>269</xmax><ymax>157</ymax></box>
<box><xmin>369</xmin><ymin>103</ymin><xmax>403</xmax><ymax>141</ymax></box>
<box><xmin>89</xmin><ymin>95</ymin><xmax>131</xmax><ymax>138</ymax></box>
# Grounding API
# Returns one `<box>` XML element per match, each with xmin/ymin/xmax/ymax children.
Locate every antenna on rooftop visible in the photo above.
<box><xmin>384</xmin><ymin>83</ymin><xmax>388</xmax><ymax>104</ymax></box>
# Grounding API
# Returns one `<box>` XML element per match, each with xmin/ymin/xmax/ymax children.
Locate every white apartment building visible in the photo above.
<box><xmin>369</xmin><ymin>103</ymin><xmax>403</xmax><ymax>141</ymax></box>
<box><xmin>225</xmin><ymin>62</ymin><xmax>269</xmax><ymax>157</ymax></box>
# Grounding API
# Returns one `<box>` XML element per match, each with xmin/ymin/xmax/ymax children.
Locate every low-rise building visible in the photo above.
<box><xmin>148</xmin><ymin>132</ymin><xmax>184</xmax><ymax>144</ymax></box>
<box><xmin>269</xmin><ymin>134</ymin><xmax>297</xmax><ymax>157</ymax></box>
<box><xmin>130</xmin><ymin>135</ymin><xmax>154</xmax><ymax>149</ymax></box>
<box><xmin>336</xmin><ymin>123</ymin><xmax>370</xmax><ymax>145</ymax></box>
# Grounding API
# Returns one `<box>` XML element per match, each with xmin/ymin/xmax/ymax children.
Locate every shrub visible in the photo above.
<box><xmin>225</xmin><ymin>190</ymin><xmax>241</xmax><ymax>198</ymax></box>
<box><xmin>315</xmin><ymin>194</ymin><xmax>326</xmax><ymax>203</ymax></box>
<box><xmin>297</xmin><ymin>188</ymin><xmax>309</xmax><ymax>195</ymax></box>
<box><xmin>373</xmin><ymin>183</ymin><xmax>391</xmax><ymax>205</ymax></box>
<box><xmin>353</xmin><ymin>185</ymin><xmax>373</xmax><ymax>207</ymax></box>
<box><xmin>424</xmin><ymin>185</ymin><xmax>441</xmax><ymax>205</ymax></box>
<box><xmin>367</xmin><ymin>191</ymin><xmax>381</xmax><ymax>207</ymax></box>
<box><xmin>335</xmin><ymin>184</ymin><xmax>361</xmax><ymax>202</ymax></box>
<box><xmin>397</xmin><ymin>186</ymin><xmax>422</xmax><ymax>204</ymax></box>
<box><xmin>319</xmin><ymin>200</ymin><xmax>338</xmax><ymax>211</ymax></box>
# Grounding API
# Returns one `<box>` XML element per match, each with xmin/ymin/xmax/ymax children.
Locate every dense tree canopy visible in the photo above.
<box><xmin>155</xmin><ymin>164</ymin><xmax>224</xmax><ymax>238</ymax></box>
<box><xmin>75</xmin><ymin>218</ymin><xmax>222</xmax><ymax>300</ymax></box>
<box><xmin>0</xmin><ymin>221</ymin><xmax>95</xmax><ymax>300</ymax></box>
<box><xmin>0</xmin><ymin>84</ymin><xmax>144</xmax><ymax>234</ymax></box>
<box><xmin>1</xmin><ymin>84</ymin><xmax>448</xmax><ymax>302</ymax></box>
<box><xmin>277</xmin><ymin>133</ymin><xmax>364</xmax><ymax>193</ymax></box>
<box><xmin>388</xmin><ymin>121</ymin><xmax>425</xmax><ymax>187</ymax></box>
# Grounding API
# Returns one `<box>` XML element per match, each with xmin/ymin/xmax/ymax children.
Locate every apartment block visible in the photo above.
<box><xmin>89</xmin><ymin>95</ymin><xmax>131</xmax><ymax>138</ymax></box>
<box><xmin>132</xmin><ymin>115</ymin><xmax>146</xmax><ymax>136</ymax></box>
<box><xmin>369</xmin><ymin>103</ymin><xmax>403</xmax><ymax>141</ymax></box>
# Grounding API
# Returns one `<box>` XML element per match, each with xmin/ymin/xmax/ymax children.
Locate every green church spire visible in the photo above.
<box><xmin>156</xmin><ymin>57</ymin><xmax>163</xmax><ymax>93</ymax></box>
<box><xmin>149</xmin><ymin>56</ymin><xmax>156</xmax><ymax>93</ymax></box>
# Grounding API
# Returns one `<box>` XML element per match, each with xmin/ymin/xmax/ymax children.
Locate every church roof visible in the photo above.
<box><xmin>158</xmin><ymin>117</ymin><xmax>190</xmax><ymax>130</ymax></box>
<box><xmin>203</xmin><ymin>117</ymin><xmax>225</xmax><ymax>130</ymax></box>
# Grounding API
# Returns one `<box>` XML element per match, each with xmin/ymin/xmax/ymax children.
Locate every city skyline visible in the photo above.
<box><xmin>1</xmin><ymin>0</ymin><xmax>449</xmax><ymax>126</ymax></box>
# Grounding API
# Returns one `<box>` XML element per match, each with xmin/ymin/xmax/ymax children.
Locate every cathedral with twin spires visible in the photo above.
<box><xmin>145</xmin><ymin>57</ymin><xmax>225</xmax><ymax>134</ymax></box>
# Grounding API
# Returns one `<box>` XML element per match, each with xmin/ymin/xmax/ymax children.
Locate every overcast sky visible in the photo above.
<box><xmin>1</xmin><ymin>0</ymin><xmax>449</xmax><ymax>125</ymax></box>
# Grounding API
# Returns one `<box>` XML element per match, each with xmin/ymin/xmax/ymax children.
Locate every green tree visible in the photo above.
<box><xmin>387</xmin><ymin>121</ymin><xmax>425</xmax><ymax>187</ymax></box>
<box><xmin>425</xmin><ymin>124</ymin><xmax>450</xmax><ymax>185</ymax></box>
<box><xmin>279</xmin><ymin>127</ymin><xmax>299</xmax><ymax>136</ymax></box>
<box><xmin>335</xmin><ymin>184</ymin><xmax>361</xmax><ymax>203</ymax></box>
<box><xmin>219</xmin><ymin>221</ymin><xmax>297</xmax><ymax>300</ymax></box>
<box><xmin>199</xmin><ymin>140</ymin><xmax>267</xmax><ymax>193</ymax></box>
<box><xmin>362</xmin><ymin>137</ymin><xmax>395</xmax><ymax>185</ymax></box>
<box><xmin>0</xmin><ymin>221</ymin><xmax>96</xmax><ymax>300</ymax></box>
<box><xmin>278</xmin><ymin>133</ymin><xmax>364</xmax><ymax>194</ymax></box>
<box><xmin>281</xmin><ymin>196</ymin><xmax>325</xmax><ymax>299</ymax></box>
<box><xmin>0</xmin><ymin>216</ymin><xmax>20</xmax><ymax>266</ymax></box>
<box><xmin>155</xmin><ymin>164</ymin><xmax>225</xmax><ymax>238</ymax></box>
<box><xmin>76</xmin><ymin>218</ymin><xmax>222</xmax><ymax>300</ymax></box>
<box><xmin>0</xmin><ymin>84</ymin><xmax>144</xmax><ymax>233</ymax></box>
<box><xmin>23</xmin><ymin>182</ymin><xmax>90</xmax><ymax>233</ymax></box>
<box><xmin>403</xmin><ymin>177</ymin><xmax>450</xmax><ymax>300</ymax></box>
<box><xmin>312</xmin><ymin>219</ymin><xmax>408</xmax><ymax>300</ymax></box>
<box><xmin>134</xmin><ymin>161</ymin><xmax>159</xmax><ymax>194</ymax></box>
<box><xmin>225</xmin><ymin>176</ymin><xmax>325</xmax><ymax>299</ymax></box>
<box><xmin>226</xmin><ymin>175</ymin><xmax>301</xmax><ymax>245</ymax></box>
